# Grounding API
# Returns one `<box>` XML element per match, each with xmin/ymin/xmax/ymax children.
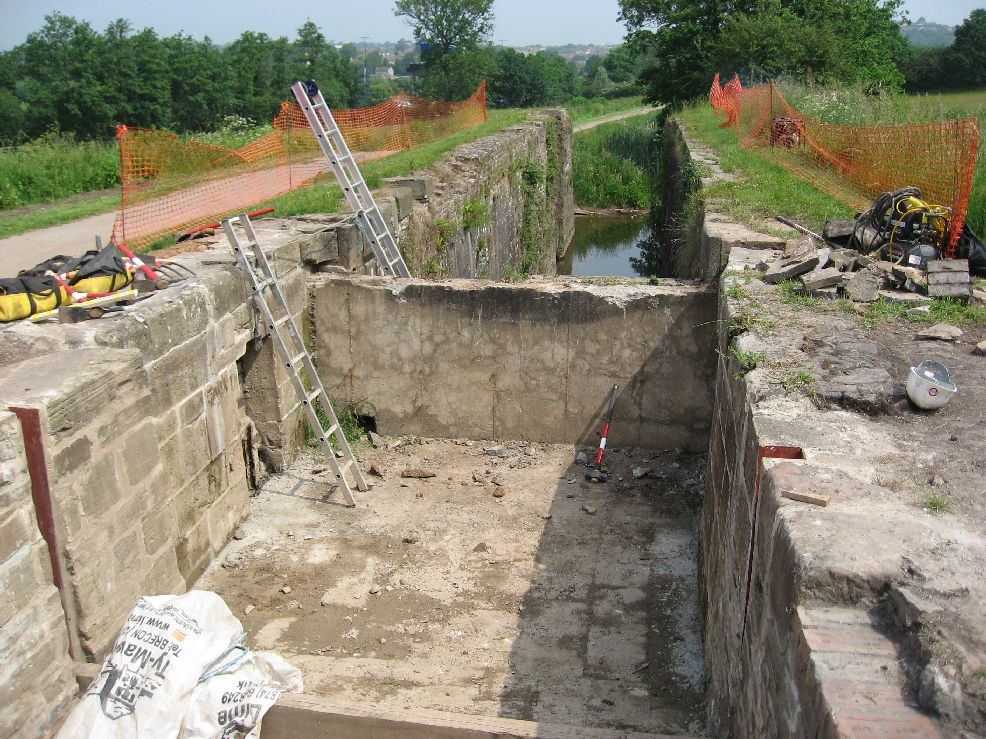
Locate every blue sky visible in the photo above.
<box><xmin>0</xmin><ymin>0</ymin><xmax>980</xmax><ymax>50</ymax></box>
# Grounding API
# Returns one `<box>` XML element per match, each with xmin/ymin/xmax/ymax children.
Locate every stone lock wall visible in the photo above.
<box><xmin>0</xmin><ymin>237</ymin><xmax>311</xmax><ymax>663</ymax></box>
<box><xmin>0</xmin><ymin>109</ymin><xmax>579</xmax><ymax>732</ymax></box>
<box><xmin>288</xmin><ymin>110</ymin><xmax>575</xmax><ymax>281</ymax></box>
<box><xmin>671</xmin><ymin>116</ymin><xmax>956</xmax><ymax>736</ymax></box>
<box><xmin>0</xmin><ymin>411</ymin><xmax>76</xmax><ymax>738</ymax></box>
<box><xmin>310</xmin><ymin>275</ymin><xmax>718</xmax><ymax>451</ymax></box>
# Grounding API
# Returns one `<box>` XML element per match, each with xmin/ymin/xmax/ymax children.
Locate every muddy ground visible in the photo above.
<box><xmin>197</xmin><ymin>438</ymin><xmax>707</xmax><ymax>735</ymax></box>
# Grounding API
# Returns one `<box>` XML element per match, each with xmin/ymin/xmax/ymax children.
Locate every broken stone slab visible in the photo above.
<box><xmin>815</xmin><ymin>367</ymin><xmax>904</xmax><ymax>413</ymax></box>
<box><xmin>927</xmin><ymin>259</ymin><xmax>970</xmax><ymax>274</ymax></box>
<box><xmin>890</xmin><ymin>266</ymin><xmax>928</xmax><ymax>293</ymax></box>
<box><xmin>906</xmin><ymin>306</ymin><xmax>932</xmax><ymax>318</ymax></box>
<box><xmin>800</xmin><ymin>267</ymin><xmax>843</xmax><ymax>291</ymax></box>
<box><xmin>877</xmin><ymin>290</ymin><xmax>931</xmax><ymax>306</ymax></box>
<box><xmin>783</xmin><ymin>234</ymin><xmax>818</xmax><ymax>260</ymax></box>
<box><xmin>805</xmin><ymin>286</ymin><xmax>839</xmax><ymax>300</ymax></box>
<box><xmin>367</xmin><ymin>430</ymin><xmax>383</xmax><ymax>448</ymax></box>
<box><xmin>974</xmin><ymin>341</ymin><xmax>986</xmax><ymax>356</ymax></box>
<box><xmin>927</xmin><ymin>260</ymin><xmax>972</xmax><ymax>299</ymax></box>
<box><xmin>842</xmin><ymin>266</ymin><xmax>883</xmax><ymax>303</ymax></box>
<box><xmin>764</xmin><ymin>253</ymin><xmax>820</xmax><ymax>284</ymax></box>
<box><xmin>915</xmin><ymin>323</ymin><xmax>962</xmax><ymax>341</ymax></box>
<box><xmin>823</xmin><ymin>219</ymin><xmax>856</xmax><ymax>245</ymax></box>
<box><xmin>631</xmin><ymin>467</ymin><xmax>650</xmax><ymax>480</ymax></box>
<box><xmin>830</xmin><ymin>248</ymin><xmax>859</xmax><ymax>273</ymax></box>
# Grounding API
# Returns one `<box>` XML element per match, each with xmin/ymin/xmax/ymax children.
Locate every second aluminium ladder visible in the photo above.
<box><xmin>222</xmin><ymin>212</ymin><xmax>368</xmax><ymax>507</ymax></box>
<box><xmin>291</xmin><ymin>80</ymin><xmax>411</xmax><ymax>278</ymax></box>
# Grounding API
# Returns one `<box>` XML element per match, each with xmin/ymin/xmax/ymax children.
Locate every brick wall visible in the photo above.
<box><xmin>0</xmin><ymin>411</ymin><xmax>75</xmax><ymax>736</ymax></box>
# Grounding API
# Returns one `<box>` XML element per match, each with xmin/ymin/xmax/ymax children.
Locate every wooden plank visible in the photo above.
<box><xmin>72</xmin><ymin>664</ymin><xmax>684</xmax><ymax>739</ymax></box>
<box><xmin>782</xmin><ymin>489</ymin><xmax>830</xmax><ymax>507</ymax></box>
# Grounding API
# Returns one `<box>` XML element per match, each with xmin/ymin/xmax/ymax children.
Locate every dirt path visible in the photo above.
<box><xmin>574</xmin><ymin>108</ymin><xmax>655</xmax><ymax>133</ymax></box>
<box><xmin>0</xmin><ymin>211</ymin><xmax>117</xmax><ymax>276</ymax></box>
<box><xmin>197</xmin><ymin>437</ymin><xmax>707</xmax><ymax>735</ymax></box>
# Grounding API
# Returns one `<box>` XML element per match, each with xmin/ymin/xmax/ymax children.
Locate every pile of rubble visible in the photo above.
<box><xmin>760</xmin><ymin>220</ymin><xmax>981</xmax><ymax>306</ymax></box>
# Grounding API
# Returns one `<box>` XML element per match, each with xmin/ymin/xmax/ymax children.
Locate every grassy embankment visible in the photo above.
<box><xmin>678</xmin><ymin>85</ymin><xmax>986</xmax><ymax>239</ymax></box>
<box><xmin>0</xmin><ymin>98</ymin><xmax>646</xmax><ymax>242</ymax></box>
<box><xmin>684</xmin><ymin>84</ymin><xmax>986</xmax><ymax>323</ymax></box>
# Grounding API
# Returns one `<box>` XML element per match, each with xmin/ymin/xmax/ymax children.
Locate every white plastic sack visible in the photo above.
<box><xmin>179</xmin><ymin>650</ymin><xmax>303</xmax><ymax>738</ymax></box>
<box><xmin>58</xmin><ymin>591</ymin><xmax>244</xmax><ymax>739</ymax></box>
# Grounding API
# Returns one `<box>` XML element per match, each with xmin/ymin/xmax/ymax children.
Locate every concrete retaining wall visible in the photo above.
<box><xmin>310</xmin><ymin>275</ymin><xmax>717</xmax><ymax>451</ymax></box>
<box><xmin>0</xmin><ymin>411</ymin><xmax>76</xmax><ymax>737</ymax></box>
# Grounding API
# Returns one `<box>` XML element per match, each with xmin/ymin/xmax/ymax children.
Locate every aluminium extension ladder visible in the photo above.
<box><xmin>290</xmin><ymin>80</ymin><xmax>411</xmax><ymax>278</ymax></box>
<box><xmin>222</xmin><ymin>213</ymin><xmax>368</xmax><ymax>507</ymax></box>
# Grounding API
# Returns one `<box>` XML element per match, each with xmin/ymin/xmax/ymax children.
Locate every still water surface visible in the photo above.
<box><xmin>557</xmin><ymin>215</ymin><xmax>654</xmax><ymax>277</ymax></box>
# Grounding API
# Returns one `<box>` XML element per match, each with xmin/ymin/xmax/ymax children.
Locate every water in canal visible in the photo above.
<box><xmin>558</xmin><ymin>214</ymin><xmax>660</xmax><ymax>277</ymax></box>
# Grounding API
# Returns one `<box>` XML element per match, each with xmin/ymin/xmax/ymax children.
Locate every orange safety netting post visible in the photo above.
<box><xmin>709</xmin><ymin>76</ymin><xmax>979</xmax><ymax>257</ymax></box>
<box><xmin>111</xmin><ymin>82</ymin><xmax>488</xmax><ymax>252</ymax></box>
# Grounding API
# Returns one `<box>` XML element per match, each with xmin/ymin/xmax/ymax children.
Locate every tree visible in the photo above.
<box><xmin>100</xmin><ymin>20</ymin><xmax>172</xmax><ymax>129</ymax></box>
<box><xmin>224</xmin><ymin>32</ymin><xmax>292</xmax><ymax>122</ymax></box>
<box><xmin>489</xmin><ymin>48</ymin><xmax>546</xmax><ymax>107</ymax></box>
<box><xmin>948</xmin><ymin>9</ymin><xmax>986</xmax><ymax>88</ymax></box>
<box><xmin>288</xmin><ymin>21</ymin><xmax>358</xmax><ymax>107</ymax></box>
<box><xmin>602</xmin><ymin>45</ymin><xmax>639</xmax><ymax>84</ymax></box>
<box><xmin>163</xmin><ymin>34</ymin><xmax>233</xmax><ymax>132</ymax></box>
<box><xmin>394</xmin><ymin>0</ymin><xmax>494</xmax><ymax>99</ymax></box>
<box><xmin>14</xmin><ymin>13</ymin><xmax>113</xmax><ymax>138</ymax></box>
<box><xmin>619</xmin><ymin>0</ymin><xmax>907</xmax><ymax>107</ymax></box>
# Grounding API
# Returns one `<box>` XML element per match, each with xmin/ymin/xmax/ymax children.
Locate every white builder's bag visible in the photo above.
<box><xmin>179</xmin><ymin>649</ymin><xmax>303</xmax><ymax>738</ymax></box>
<box><xmin>57</xmin><ymin>591</ymin><xmax>244</xmax><ymax>738</ymax></box>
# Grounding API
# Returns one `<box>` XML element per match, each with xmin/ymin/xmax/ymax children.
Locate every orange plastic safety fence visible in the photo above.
<box><xmin>112</xmin><ymin>82</ymin><xmax>487</xmax><ymax>252</ymax></box>
<box><xmin>709</xmin><ymin>77</ymin><xmax>979</xmax><ymax>257</ymax></box>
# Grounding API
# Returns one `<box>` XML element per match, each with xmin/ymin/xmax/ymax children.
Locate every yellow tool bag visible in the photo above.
<box><xmin>60</xmin><ymin>244</ymin><xmax>135</xmax><ymax>295</ymax></box>
<box><xmin>0</xmin><ymin>275</ymin><xmax>70</xmax><ymax>322</ymax></box>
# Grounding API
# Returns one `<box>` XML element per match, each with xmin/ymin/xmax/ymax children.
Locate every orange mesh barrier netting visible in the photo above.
<box><xmin>112</xmin><ymin>82</ymin><xmax>487</xmax><ymax>251</ymax></box>
<box><xmin>709</xmin><ymin>76</ymin><xmax>979</xmax><ymax>256</ymax></box>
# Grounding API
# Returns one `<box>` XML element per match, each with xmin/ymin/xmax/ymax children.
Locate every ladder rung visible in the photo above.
<box><xmin>337</xmin><ymin>458</ymin><xmax>354</xmax><ymax>474</ymax></box>
<box><xmin>318</xmin><ymin>423</ymin><xmax>339</xmax><ymax>438</ymax></box>
<box><xmin>271</xmin><ymin>315</ymin><xmax>291</xmax><ymax>328</ymax></box>
<box><xmin>288</xmin><ymin>352</ymin><xmax>307</xmax><ymax>367</ymax></box>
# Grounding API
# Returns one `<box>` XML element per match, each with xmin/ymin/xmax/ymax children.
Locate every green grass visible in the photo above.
<box><xmin>0</xmin><ymin>193</ymin><xmax>120</xmax><ymax>240</ymax></box>
<box><xmin>779</xmin><ymin>369</ymin><xmax>816</xmax><ymax>395</ymax></box>
<box><xmin>678</xmin><ymin>103</ymin><xmax>855</xmax><ymax>236</ymax></box>
<box><xmin>304</xmin><ymin>402</ymin><xmax>362</xmax><ymax>451</ymax></box>
<box><xmin>729</xmin><ymin>345</ymin><xmax>767</xmax><ymax>373</ymax></box>
<box><xmin>572</xmin><ymin>114</ymin><xmax>661</xmax><ymax>208</ymax></box>
<box><xmin>777</xmin><ymin>279</ymin><xmax>822</xmax><ymax>308</ymax></box>
<box><xmin>859</xmin><ymin>296</ymin><xmax>986</xmax><ymax>328</ymax></box>
<box><xmin>0</xmin><ymin>133</ymin><xmax>120</xmax><ymax>210</ymax></box>
<box><xmin>922</xmin><ymin>490</ymin><xmax>952</xmax><ymax>514</ymax></box>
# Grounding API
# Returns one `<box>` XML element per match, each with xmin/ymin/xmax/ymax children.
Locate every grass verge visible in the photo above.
<box><xmin>0</xmin><ymin>194</ymin><xmax>120</xmax><ymax>240</ymax></box>
<box><xmin>677</xmin><ymin>103</ymin><xmax>855</xmax><ymax>237</ymax></box>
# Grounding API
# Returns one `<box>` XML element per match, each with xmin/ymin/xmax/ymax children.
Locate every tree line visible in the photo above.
<box><xmin>617</xmin><ymin>0</ymin><xmax>986</xmax><ymax>107</ymax></box>
<box><xmin>0</xmin><ymin>10</ymin><xmax>641</xmax><ymax>145</ymax></box>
